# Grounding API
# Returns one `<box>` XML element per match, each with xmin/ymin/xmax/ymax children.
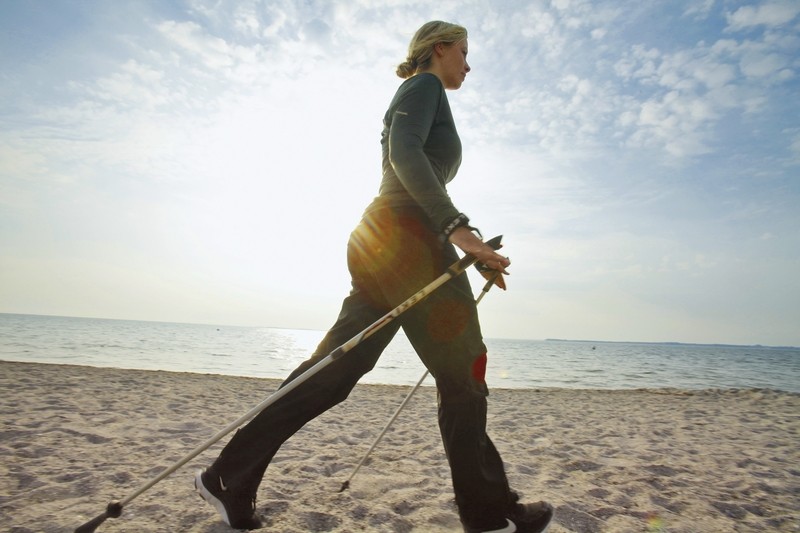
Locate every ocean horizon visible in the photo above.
<box><xmin>2</xmin><ymin>313</ymin><xmax>799</xmax><ymax>393</ymax></box>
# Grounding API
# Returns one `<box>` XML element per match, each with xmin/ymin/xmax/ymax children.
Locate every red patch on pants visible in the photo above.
<box><xmin>472</xmin><ymin>353</ymin><xmax>488</xmax><ymax>383</ymax></box>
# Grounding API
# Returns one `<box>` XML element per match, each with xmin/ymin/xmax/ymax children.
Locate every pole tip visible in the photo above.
<box><xmin>74</xmin><ymin>500</ymin><xmax>123</xmax><ymax>533</ymax></box>
<box><xmin>338</xmin><ymin>481</ymin><xmax>350</xmax><ymax>493</ymax></box>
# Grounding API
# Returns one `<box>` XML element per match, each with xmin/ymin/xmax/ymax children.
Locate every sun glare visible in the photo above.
<box><xmin>159</xmin><ymin>69</ymin><xmax>388</xmax><ymax>328</ymax></box>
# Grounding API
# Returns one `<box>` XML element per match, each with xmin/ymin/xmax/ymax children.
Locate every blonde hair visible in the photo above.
<box><xmin>396</xmin><ymin>21</ymin><xmax>468</xmax><ymax>79</ymax></box>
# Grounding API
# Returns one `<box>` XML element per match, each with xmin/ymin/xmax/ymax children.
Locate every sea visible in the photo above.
<box><xmin>1</xmin><ymin>313</ymin><xmax>798</xmax><ymax>393</ymax></box>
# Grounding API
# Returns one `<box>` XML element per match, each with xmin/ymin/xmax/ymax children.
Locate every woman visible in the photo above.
<box><xmin>195</xmin><ymin>21</ymin><xmax>554</xmax><ymax>533</ymax></box>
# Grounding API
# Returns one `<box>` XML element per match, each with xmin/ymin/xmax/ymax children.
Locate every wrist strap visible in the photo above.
<box><xmin>442</xmin><ymin>213</ymin><xmax>482</xmax><ymax>240</ymax></box>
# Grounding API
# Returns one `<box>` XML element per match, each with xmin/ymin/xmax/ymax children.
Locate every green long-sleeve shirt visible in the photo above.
<box><xmin>371</xmin><ymin>72</ymin><xmax>462</xmax><ymax>233</ymax></box>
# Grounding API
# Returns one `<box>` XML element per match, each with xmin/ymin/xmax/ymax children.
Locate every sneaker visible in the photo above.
<box><xmin>465</xmin><ymin>501</ymin><xmax>554</xmax><ymax>533</ymax></box>
<box><xmin>506</xmin><ymin>501</ymin><xmax>554</xmax><ymax>533</ymax></box>
<box><xmin>194</xmin><ymin>469</ymin><xmax>263</xmax><ymax>530</ymax></box>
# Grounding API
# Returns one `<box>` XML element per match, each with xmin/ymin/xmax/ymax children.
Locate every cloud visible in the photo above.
<box><xmin>607</xmin><ymin>16</ymin><xmax>800</xmax><ymax>158</ymax></box>
<box><xmin>726</xmin><ymin>1</ymin><xmax>800</xmax><ymax>31</ymax></box>
<box><xmin>683</xmin><ymin>0</ymin><xmax>716</xmax><ymax>20</ymax></box>
<box><xmin>740</xmin><ymin>49</ymin><xmax>792</xmax><ymax>78</ymax></box>
<box><xmin>459</xmin><ymin>2</ymin><xmax>796</xmax><ymax>164</ymax></box>
<box><xmin>791</xmin><ymin>132</ymin><xmax>800</xmax><ymax>155</ymax></box>
<box><xmin>159</xmin><ymin>20</ymin><xmax>239</xmax><ymax>69</ymax></box>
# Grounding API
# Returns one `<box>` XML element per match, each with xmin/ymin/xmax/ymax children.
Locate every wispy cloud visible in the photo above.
<box><xmin>725</xmin><ymin>0</ymin><xmax>800</xmax><ymax>31</ymax></box>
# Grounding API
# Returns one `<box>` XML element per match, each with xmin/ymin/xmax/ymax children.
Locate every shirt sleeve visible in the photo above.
<box><xmin>387</xmin><ymin>76</ymin><xmax>461</xmax><ymax>231</ymax></box>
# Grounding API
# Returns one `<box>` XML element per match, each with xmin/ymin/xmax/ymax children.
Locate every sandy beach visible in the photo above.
<box><xmin>1</xmin><ymin>360</ymin><xmax>798</xmax><ymax>532</ymax></box>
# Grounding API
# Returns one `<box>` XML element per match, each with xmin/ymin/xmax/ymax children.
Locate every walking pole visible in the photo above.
<box><xmin>74</xmin><ymin>235</ymin><xmax>503</xmax><ymax>533</ymax></box>
<box><xmin>338</xmin><ymin>271</ymin><xmax>500</xmax><ymax>493</ymax></box>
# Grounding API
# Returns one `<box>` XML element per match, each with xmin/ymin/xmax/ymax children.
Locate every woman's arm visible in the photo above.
<box><xmin>387</xmin><ymin>75</ymin><xmax>461</xmax><ymax>232</ymax></box>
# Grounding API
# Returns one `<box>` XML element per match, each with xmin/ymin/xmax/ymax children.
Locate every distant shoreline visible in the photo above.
<box><xmin>544</xmin><ymin>338</ymin><xmax>799</xmax><ymax>350</ymax></box>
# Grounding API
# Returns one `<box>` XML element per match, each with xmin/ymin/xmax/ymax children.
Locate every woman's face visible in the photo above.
<box><xmin>436</xmin><ymin>38</ymin><xmax>471</xmax><ymax>90</ymax></box>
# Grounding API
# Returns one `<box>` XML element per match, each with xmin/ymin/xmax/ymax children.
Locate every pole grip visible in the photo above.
<box><xmin>486</xmin><ymin>235</ymin><xmax>503</xmax><ymax>250</ymax></box>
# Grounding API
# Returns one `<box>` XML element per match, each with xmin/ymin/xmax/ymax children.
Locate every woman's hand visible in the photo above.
<box><xmin>448</xmin><ymin>226</ymin><xmax>510</xmax><ymax>289</ymax></box>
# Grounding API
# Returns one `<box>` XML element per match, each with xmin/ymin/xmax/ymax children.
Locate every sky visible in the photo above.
<box><xmin>1</xmin><ymin>0</ymin><xmax>798</xmax><ymax>347</ymax></box>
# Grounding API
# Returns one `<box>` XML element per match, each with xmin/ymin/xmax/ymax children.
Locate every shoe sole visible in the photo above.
<box><xmin>474</xmin><ymin>516</ymin><xmax>553</xmax><ymax>533</ymax></box>
<box><xmin>194</xmin><ymin>469</ymin><xmax>233</xmax><ymax>526</ymax></box>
